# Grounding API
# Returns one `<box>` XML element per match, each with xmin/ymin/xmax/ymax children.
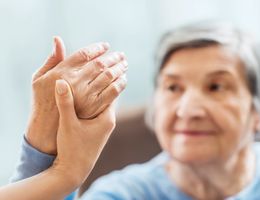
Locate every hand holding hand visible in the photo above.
<box><xmin>52</xmin><ymin>79</ymin><xmax>116</xmax><ymax>186</ymax></box>
<box><xmin>26</xmin><ymin>37</ymin><xmax>127</xmax><ymax>154</ymax></box>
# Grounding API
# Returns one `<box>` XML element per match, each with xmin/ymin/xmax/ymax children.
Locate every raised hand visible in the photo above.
<box><xmin>26</xmin><ymin>37</ymin><xmax>127</xmax><ymax>154</ymax></box>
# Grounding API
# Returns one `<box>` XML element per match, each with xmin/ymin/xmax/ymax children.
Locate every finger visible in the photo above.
<box><xmin>65</xmin><ymin>42</ymin><xmax>110</xmax><ymax>66</ymax></box>
<box><xmin>53</xmin><ymin>36</ymin><xmax>66</xmax><ymax>61</ymax></box>
<box><xmin>55</xmin><ymin>79</ymin><xmax>77</xmax><ymax>123</ymax></box>
<box><xmin>80</xmin><ymin>52</ymin><xmax>126</xmax><ymax>83</ymax></box>
<box><xmin>80</xmin><ymin>76</ymin><xmax>125</xmax><ymax>120</ymax></box>
<box><xmin>33</xmin><ymin>36</ymin><xmax>66</xmax><ymax>81</ymax></box>
<box><xmin>88</xmin><ymin>60</ymin><xmax>128</xmax><ymax>94</ymax></box>
<box><xmin>98</xmin><ymin>75</ymin><xmax>127</xmax><ymax>105</ymax></box>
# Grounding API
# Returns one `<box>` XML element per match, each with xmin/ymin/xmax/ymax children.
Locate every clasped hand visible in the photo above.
<box><xmin>27</xmin><ymin>36</ymin><xmax>128</xmax><ymax>186</ymax></box>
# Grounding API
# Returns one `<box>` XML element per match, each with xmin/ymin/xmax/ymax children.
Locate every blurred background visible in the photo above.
<box><xmin>0</xmin><ymin>0</ymin><xmax>260</xmax><ymax>185</ymax></box>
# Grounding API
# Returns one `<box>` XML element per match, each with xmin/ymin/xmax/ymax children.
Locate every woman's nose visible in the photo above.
<box><xmin>176</xmin><ymin>89</ymin><xmax>206</xmax><ymax>120</ymax></box>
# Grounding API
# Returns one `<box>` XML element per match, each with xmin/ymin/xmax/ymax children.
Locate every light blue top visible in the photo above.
<box><xmin>10</xmin><ymin>138</ymin><xmax>260</xmax><ymax>200</ymax></box>
<box><xmin>81</xmin><ymin>145</ymin><xmax>260</xmax><ymax>200</ymax></box>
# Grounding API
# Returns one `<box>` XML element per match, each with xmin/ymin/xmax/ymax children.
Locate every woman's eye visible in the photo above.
<box><xmin>167</xmin><ymin>84</ymin><xmax>180</xmax><ymax>92</ymax></box>
<box><xmin>209</xmin><ymin>83</ymin><xmax>223</xmax><ymax>92</ymax></box>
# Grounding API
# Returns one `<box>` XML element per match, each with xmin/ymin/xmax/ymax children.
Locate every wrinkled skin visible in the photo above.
<box><xmin>26</xmin><ymin>37</ymin><xmax>128</xmax><ymax>154</ymax></box>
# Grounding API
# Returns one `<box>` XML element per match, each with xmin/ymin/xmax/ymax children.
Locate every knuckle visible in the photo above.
<box><xmin>92</xmin><ymin>43</ymin><xmax>105</xmax><ymax>54</ymax></box>
<box><xmin>112</xmin><ymin>65</ymin><xmax>123</xmax><ymax>77</ymax></box>
<box><xmin>93</xmin><ymin>59</ymin><xmax>106</xmax><ymax>71</ymax></box>
<box><xmin>103</xmin><ymin>69</ymin><xmax>115</xmax><ymax>80</ymax></box>
<box><xmin>110</xmin><ymin>84</ymin><xmax>120</xmax><ymax>96</ymax></box>
<box><xmin>78</xmin><ymin>48</ymin><xmax>91</xmax><ymax>62</ymax></box>
<box><xmin>96</xmin><ymin>94</ymin><xmax>103</xmax><ymax>106</ymax></box>
<box><xmin>112</xmin><ymin>77</ymin><xmax>127</xmax><ymax>94</ymax></box>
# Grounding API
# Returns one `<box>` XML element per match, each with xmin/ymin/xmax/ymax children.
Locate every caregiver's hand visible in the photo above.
<box><xmin>26</xmin><ymin>37</ymin><xmax>127</xmax><ymax>155</ymax></box>
<box><xmin>0</xmin><ymin>80</ymin><xmax>117</xmax><ymax>200</ymax></box>
<box><xmin>53</xmin><ymin>79</ymin><xmax>116</xmax><ymax>186</ymax></box>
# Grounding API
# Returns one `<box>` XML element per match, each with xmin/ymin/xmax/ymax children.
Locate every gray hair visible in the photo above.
<box><xmin>154</xmin><ymin>21</ymin><xmax>260</xmax><ymax>113</ymax></box>
<box><xmin>145</xmin><ymin>22</ymin><xmax>260</xmax><ymax>132</ymax></box>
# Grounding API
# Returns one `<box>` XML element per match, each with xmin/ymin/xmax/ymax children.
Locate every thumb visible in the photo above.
<box><xmin>55</xmin><ymin>79</ymin><xmax>77</xmax><ymax>123</ymax></box>
<box><xmin>33</xmin><ymin>36</ymin><xmax>66</xmax><ymax>81</ymax></box>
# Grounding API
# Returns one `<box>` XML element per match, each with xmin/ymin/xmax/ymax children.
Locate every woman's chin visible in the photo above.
<box><xmin>169</xmin><ymin>146</ymin><xmax>218</xmax><ymax>165</ymax></box>
<box><xmin>166</xmin><ymin>136</ymin><xmax>219</xmax><ymax>164</ymax></box>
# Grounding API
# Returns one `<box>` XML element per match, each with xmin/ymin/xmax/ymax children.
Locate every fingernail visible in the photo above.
<box><xmin>120</xmin><ymin>60</ymin><xmax>128</xmax><ymax>72</ymax></box>
<box><xmin>52</xmin><ymin>36</ymin><xmax>57</xmax><ymax>56</ymax></box>
<box><xmin>56</xmin><ymin>80</ymin><xmax>68</xmax><ymax>95</ymax></box>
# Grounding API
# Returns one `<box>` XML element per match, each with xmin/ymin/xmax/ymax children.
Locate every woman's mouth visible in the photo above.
<box><xmin>174</xmin><ymin>130</ymin><xmax>213</xmax><ymax>136</ymax></box>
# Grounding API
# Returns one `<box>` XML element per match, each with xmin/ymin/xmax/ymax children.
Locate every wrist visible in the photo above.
<box><xmin>26</xmin><ymin>108</ymin><xmax>59</xmax><ymax>155</ymax></box>
<box><xmin>39</xmin><ymin>166</ymin><xmax>80</xmax><ymax>198</ymax></box>
<box><xmin>51</xmin><ymin>159</ymin><xmax>88</xmax><ymax>188</ymax></box>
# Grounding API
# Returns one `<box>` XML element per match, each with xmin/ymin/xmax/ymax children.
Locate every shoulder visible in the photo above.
<box><xmin>81</xmin><ymin>152</ymin><xmax>170</xmax><ymax>200</ymax></box>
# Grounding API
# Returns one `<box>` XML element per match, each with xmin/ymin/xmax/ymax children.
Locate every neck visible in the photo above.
<box><xmin>166</xmin><ymin>145</ymin><xmax>256</xmax><ymax>200</ymax></box>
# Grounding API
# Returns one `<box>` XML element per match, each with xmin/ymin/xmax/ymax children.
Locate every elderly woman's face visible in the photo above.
<box><xmin>154</xmin><ymin>45</ymin><xmax>257</xmax><ymax>164</ymax></box>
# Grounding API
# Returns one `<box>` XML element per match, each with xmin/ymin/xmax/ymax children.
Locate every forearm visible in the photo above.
<box><xmin>1</xmin><ymin>167</ymin><xmax>78</xmax><ymax>200</ymax></box>
<box><xmin>26</xmin><ymin>107</ymin><xmax>59</xmax><ymax>155</ymax></box>
<box><xmin>10</xmin><ymin>136</ymin><xmax>55</xmax><ymax>182</ymax></box>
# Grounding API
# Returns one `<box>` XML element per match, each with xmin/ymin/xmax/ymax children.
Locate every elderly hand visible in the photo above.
<box><xmin>26</xmin><ymin>37</ymin><xmax>127</xmax><ymax>155</ymax></box>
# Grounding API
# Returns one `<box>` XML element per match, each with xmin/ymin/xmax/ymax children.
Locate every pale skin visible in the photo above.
<box><xmin>154</xmin><ymin>45</ymin><xmax>260</xmax><ymax>200</ymax></box>
<box><xmin>0</xmin><ymin>37</ymin><xmax>127</xmax><ymax>200</ymax></box>
<box><xmin>0</xmin><ymin>79</ymin><xmax>117</xmax><ymax>200</ymax></box>
<box><xmin>27</xmin><ymin>36</ymin><xmax>127</xmax><ymax>154</ymax></box>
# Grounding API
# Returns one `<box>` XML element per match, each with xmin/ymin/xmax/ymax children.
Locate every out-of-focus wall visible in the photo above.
<box><xmin>0</xmin><ymin>0</ymin><xmax>259</xmax><ymax>185</ymax></box>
